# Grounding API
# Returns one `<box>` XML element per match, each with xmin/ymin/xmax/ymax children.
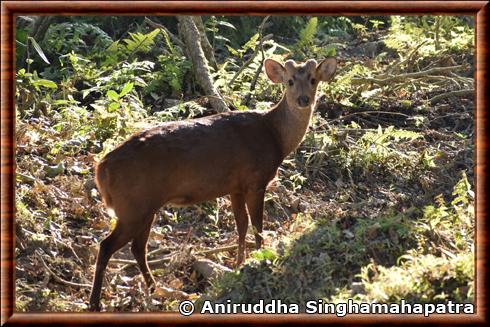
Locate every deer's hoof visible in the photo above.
<box><xmin>88</xmin><ymin>302</ymin><xmax>101</xmax><ymax>312</ymax></box>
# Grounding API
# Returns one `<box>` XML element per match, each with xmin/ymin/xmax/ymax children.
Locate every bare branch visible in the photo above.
<box><xmin>230</xmin><ymin>16</ymin><xmax>272</xmax><ymax>88</ymax></box>
<box><xmin>352</xmin><ymin>65</ymin><xmax>469</xmax><ymax>86</ymax></box>
<box><xmin>144</xmin><ymin>17</ymin><xmax>185</xmax><ymax>50</ymax></box>
<box><xmin>36</xmin><ymin>251</ymin><xmax>91</xmax><ymax>288</ymax></box>
<box><xmin>430</xmin><ymin>89</ymin><xmax>475</xmax><ymax>105</ymax></box>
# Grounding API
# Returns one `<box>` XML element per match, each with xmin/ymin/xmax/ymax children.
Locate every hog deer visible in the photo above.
<box><xmin>89</xmin><ymin>58</ymin><xmax>337</xmax><ymax>310</ymax></box>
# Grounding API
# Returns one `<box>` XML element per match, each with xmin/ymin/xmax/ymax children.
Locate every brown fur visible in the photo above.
<box><xmin>89</xmin><ymin>57</ymin><xmax>337</xmax><ymax>310</ymax></box>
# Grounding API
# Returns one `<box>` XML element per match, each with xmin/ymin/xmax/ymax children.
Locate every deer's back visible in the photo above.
<box><xmin>97</xmin><ymin>110</ymin><xmax>283</xmax><ymax>207</ymax></box>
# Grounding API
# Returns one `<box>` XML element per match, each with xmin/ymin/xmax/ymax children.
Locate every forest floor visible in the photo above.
<box><xmin>15</xmin><ymin>28</ymin><xmax>474</xmax><ymax>312</ymax></box>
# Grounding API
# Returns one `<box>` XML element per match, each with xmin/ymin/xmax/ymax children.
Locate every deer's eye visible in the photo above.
<box><xmin>288</xmin><ymin>79</ymin><xmax>294</xmax><ymax>86</ymax></box>
<box><xmin>310</xmin><ymin>78</ymin><xmax>317</xmax><ymax>85</ymax></box>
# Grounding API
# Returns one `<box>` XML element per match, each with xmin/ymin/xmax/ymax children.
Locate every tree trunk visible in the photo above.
<box><xmin>177</xmin><ymin>16</ymin><xmax>228</xmax><ymax>113</ymax></box>
<box><xmin>192</xmin><ymin>16</ymin><xmax>218</xmax><ymax>70</ymax></box>
<box><xmin>31</xmin><ymin>16</ymin><xmax>52</xmax><ymax>41</ymax></box>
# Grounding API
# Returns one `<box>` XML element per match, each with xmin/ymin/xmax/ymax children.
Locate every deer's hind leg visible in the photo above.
<box><xmin>89</xmin><ymin>200</ymin><xmax>156</xmax><ymax>311</ymax></box>
<box><xmin>131</xmin><ymin>212</ymin><xmax>157</xmax><ymax>292</ymax></box>
<box><xmin>89</xmin><ymin>218</ymin><xmax>134</xmax><ymax>311</ymax></box>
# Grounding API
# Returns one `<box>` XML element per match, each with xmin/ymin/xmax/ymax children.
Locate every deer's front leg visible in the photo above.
<box><xmin>245</xmin><ymin>189</ymin><xmax>265</xmax><ymax>250</ymax></box>
<box><xmin>231</xmin><ymin>193</ymin><xmax>248</xmax><ymax>265</ymax></box>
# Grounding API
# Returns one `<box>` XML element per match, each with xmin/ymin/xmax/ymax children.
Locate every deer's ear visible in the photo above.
<box><xmin>316</xmin><ymin>57</ymin><xmax>337</xmax><ymax>82</ymax></box>
<box><xmin>264</xmin><ymin>59</ymin><xmax>286</xmax><ymax>84</ymax></box>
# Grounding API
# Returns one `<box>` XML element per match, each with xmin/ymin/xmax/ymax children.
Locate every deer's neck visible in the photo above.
<box><xmin>266</xmin><ymin>95</ymin><xmax>314</xmax><ymax>159</ymax></box>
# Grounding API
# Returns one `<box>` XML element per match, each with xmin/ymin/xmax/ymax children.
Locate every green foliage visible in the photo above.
<box><xmin>354</xmin><ymin>126</ymin><xmax>422</xmax><ymax>169</ymax></box>
<box><xmin>15</xmin><ymin>24</ymin><xmax>29</xmax><ymax>66</ymax></box>
<box><xmin>123</xmin><ymin>28</ymin><xmax>160</xmax><ymax>54</ymax></box>
<box><xmin>351</xmin><ymin>23</ymin><xmax>368</xmax><ymax>38</ymax></box>
<box><xmin>292</xmin><ymin>17</ymin><xmax>337</xmax><ymax>60</ymax></box>
<box><xmin>416</xmin><ymin>172</ymin><xmax>474</xmax><ymax>253</ymax></box>
<box><xmin>215</xmin><ymin>34</ymin><xmax>289</xmax><ymax>109</ymax></box>
<box><xmin>205</xmin><ymin>16</ymin><xmax>236</xmax><ymax>50</ymax></box>
<box><xmin>250</xmin><ymin>248</ymin><xmax>278</xmax><ymax>263</ymax></box>
<box><xmin>370</xmin><ymin>19</ymin><xmax>385</xmax><ymax>30</ymax></box>
<box><xmin>42</xmin><ymin>22</ymin><xmax>113</xmax><ymax>60</ymax></box>
<box><xmin>137</xmin><ymin>28</ymin><xmax>191</xmax><ymax>97</ymax></box>
<box><xmin>16</xmin><ymin>68</ymin><xmax>58</xmax><ymax>118</ymax></box>
<box><xmin>203</xmin><ymin>209</ymin><xmax>415</xmax><ymax>305</ymax></box>
<box><xmin>357</xmin><ymin>252</ymin><xmax>473</xmax><ymax>303</ymax></box>
<box><xmin>322</xmin><ymin>63</ymin><xmax>372</xmax><ymax>107</ymax></box>
<box><xmin>103</xmin><ymin>28</ymin><xmax>161</xmax><ymax>66</ymax></box>
<box><xmin>17</xmin><ymin>69</ymin><xmax>57</xmax><ymax>90</ymax></box>
<box><xmin>154</xmin><ymin>100</ymin><xmax>207</xmax><ymax>122</ymax></box>
<box><xmin>384</xmin><ymin>16</ymin><xmax>474</xmax><ymax>57</ymax></box>
<box><xmin>355</xmin><ymin>173</ymin><xmax>474</xmax><ymax>303</ymax></box>
<box><xmin>303</xmin><ymin>125</ymin><xmax>426</xmax><ymax>180</ymax></box>
<box><xmin>225</xmin><ymin>17</ymin><xmax>263</xmax><ymax>46</ymax></box>
<box><xmin>226</xmin><ymin>33</ymin><xmax>259</xmax><ymax>59</ymax></box>
<box><xmin>145</xmin><ymin>53</ymin><xmax>191</xmax><ymax>96</ymax></box>
<box><xmin>83</xmin><ymin>60</ymin><xmax>155</xmax><ymax>99</ymax></box>
<box><xmin>296</xmin><ymin>17</ymin><xmax>318</xmax><ymax>53</ymax></box>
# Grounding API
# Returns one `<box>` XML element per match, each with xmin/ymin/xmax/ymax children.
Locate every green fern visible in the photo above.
<box><xmin>297</xmin><ymin>17</ymin><xmax>318</xmax><ymax>49</ymax></box>
<box><xmin>160</xmin><ymin>28</ymin><xmax>177</xmax><ymax>56</ymax></box>
<box><xmin>185</xmin><ymin>101</ymin><xmax>207</xmax><ymax>118</ymax></box>
<box><xmin>123</xmin><ymin>28</ymin><xmax>160</xmax><ymax>54</ymax></box>
<box><xmin>292</xmin><ymin>17</ymin><xmax>319</xmax><ymax>59</ymax></box>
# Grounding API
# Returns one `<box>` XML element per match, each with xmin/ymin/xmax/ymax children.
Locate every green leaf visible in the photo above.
<box><xmin>28</xmin><ymin>36</ymin><xmax>50</xmax><ymax>64</ymax></box>
<box><xmin>16</xmin><ymin>172</ymin><xmax>35</xmax><ymax>184</ymax></box>
<box><xmin>226</xmin><ymin>45</ymin><xmax>239</xmax><ymax>57</ymax></box>
<box><xmin>243</xmin><ymin>33</ymin><xmax>259</xmax><ymax>51</ymax></box>
<box><xmin>214</xmin><ymin>35</ymin><xmax>230</xmax><ymax>43</ymax></box>
<box><xmin>90</xmin><ymin>103</ymin><xmax>105</xmax><ymax>112</ymax></box>
<box><xmin>106</xmin><ymin>90</ymin><xmax>120</xmax><ymax>101</ymax></box>
<box><xmin>108</xmin><ymin>101</ymin><xmax>120</xmax><ymax>112</ymax></box>
<box><xmin>53</xmin><ymin>100</ymin><xmax>70</xmax><ymax>105</ymax></box>
<box><xmin>44</xmin><ymin>163</ymin><xmax>65</xmax><ymax>178</ymax></box>
<box><xmin>16</xmin><ymin>28</ymin><xmax>28</xmax><ymax>44</ymax></box>
<box><xmin>82</xmin><ymin>89</ymin><xmax>91</xmax><ymax>99</ymax></box>
<box><xmin>32</xmin><ymin>79</ymin><xmax>57</xmax><ymax>89</ymax></box>
<box><xmin>250</xmin><ymin>248</ymin><xmax>277</xmax><ymax>262</ymax></box>
<box><xmin>124</xmin><ymin>28</ymin><xmax>160</xmax><ymax>54</ymax></box>
<box><xmin>107</xmin><ymin>40</ymin><xmax>121</xmax><ymax>52</ymax></box>
<box><xmin>322</xmin><ymin>45</ymin><xmax>337</xmax><ymax>57</ymax></box>
<box><xmin>217</xmin><ymin>20</ymin><xmax>237</xmax><ymax>30</ymax></box>
<box><xmin>119</xmin><ymin>82</ymin><xmax>134</xmax><ymax>97</ymax></box>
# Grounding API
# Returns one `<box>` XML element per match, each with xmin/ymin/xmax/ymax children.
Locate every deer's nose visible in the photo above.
<box><xmin>297</xmin><ymin>96</ymin><xmax>310</xmax><ymax>107</ymax></box>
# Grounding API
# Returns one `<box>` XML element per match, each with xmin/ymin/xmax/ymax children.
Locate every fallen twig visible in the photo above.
<box><xmin>352</xmin><ymin>65</ymin><xmax>468</xmax><ymax>86</ymax></box>
<box><xmin>329</xmin><ymin>110</ymin><xmax>411</xmax><ymax>124</ymax></box>
<box><xmin>387</xmin><ymin>40</ymin><xmax>428</xmax><ymax>75</ymax></box>
<box><xmin>429</xmin><ymin>89</ymin><xmax>475</xmax><ymax>105</ymax></box>
<box><xmin>36</xmin><ymin>250</ymin><xmax>92</xmax><ymax>288</ymax></box>
<box><xmin>110</xmin><ymin>241</ymin><xmax>256</xmax><ymax>267</ymax></box>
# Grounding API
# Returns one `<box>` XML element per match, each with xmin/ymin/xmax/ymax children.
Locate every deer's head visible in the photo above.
<box><xmin>264</xmin><ymin>58</ymin><xmax>337</xmax><ymax>110</ymax></box>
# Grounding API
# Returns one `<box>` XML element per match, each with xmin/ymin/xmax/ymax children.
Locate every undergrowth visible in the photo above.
<box><xmin>202</xmin><ymin>172</ymin><xmax>474</xmax><ymax>308</ymax></box>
